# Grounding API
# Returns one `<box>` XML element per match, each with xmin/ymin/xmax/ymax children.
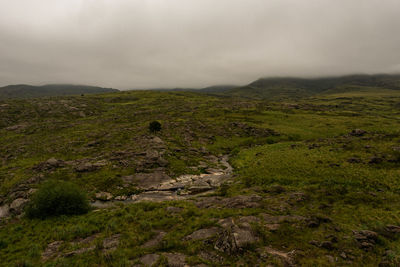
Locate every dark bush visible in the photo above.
<box><xmin>25</xmin><ymin>180</ymin><xmax>90</xmax><ymax>219</ymax></box>
<box><xmin>149</xmin><ymin>121</ymin><xmax>161</xmax><ymax>133</ymax></box>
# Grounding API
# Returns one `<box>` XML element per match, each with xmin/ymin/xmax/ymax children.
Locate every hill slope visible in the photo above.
<box><xmin>0</xmin><ymin>84</ymin><xmax>119</xmax><ymax>99</ymax></box>
<box><xmin>218</xmin><ymin>74</ymin><xmax>400</xmax><ymax>99</ymax></box>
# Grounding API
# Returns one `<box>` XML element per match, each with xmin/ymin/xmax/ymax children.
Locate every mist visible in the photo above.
<box><xmin>1</xmin><ymin>0</ymin><xmax>400</xmax><ymax>89</ymax></box>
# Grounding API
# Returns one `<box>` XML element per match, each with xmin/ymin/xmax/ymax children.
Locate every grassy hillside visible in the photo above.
<box><xmin>0</xmin><ymin>84</ymin><xmax>119</xmax><ymax>100</ymax></box>
<box><xmin>0</xmin><ymin>88</ymin><xmax>400</xmax><ymax>266</ymax></box>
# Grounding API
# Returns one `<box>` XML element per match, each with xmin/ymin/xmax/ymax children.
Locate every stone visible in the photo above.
<box><xmin>42</xmin><ymin>241</ymin><xmax>63</xmax><ymax>260</ymax></box>
<box><xmin>146</xmin><ymin>150</ymin><xmax>159</xmax><ymax>160</ymax></box>
<box><xmin>142</xmin><ymin>231</ymin><xmax>166</xmax><ymax>248</ymax></box>
<box><xmin>65</xmin><ymin>246</ymin><xmax>95</xmax><ymax>257</ymax></box>
<box><xmin>133</xmin><ymin>172</ymin><xmax>171</xmax><ymax>190</ymax></box>
<box><xmin>9</xmin><ymin>198</ymin><xmax>28</xmax><ymax>213</ymax></box>
<box><xmin>102</xmin><ymin>234</ymin><xmax>120</xmax><ymax>251</ymax></box>
<box><xmin>214</xmin><ymin>220</ymin><xmax>258</xmax><ymax>255</ymax></box>
<box><xmin>75</xmin><ymin>162</ymin><xmax>97</xmax><ymax>172</ymax></box>
<box><xmin>140</xmin><ymin>254</ymin><xmax>160</xmax><ymax>266</ymax></box>
<box><xmin>195</xmin><ymin>195</ymin><xmax>262</xmax><ymax>209</ymax></box>
<box><xmin>188</xmin><ymin>180</ymin><xmax>212</xmax><ymax>194</ymax></box>
<box><xmin>163</xmin><ymin>253</ymin><xmax>187</xmax><ymax>267</ymax></box>
<box><xmin>95</xmin><ymin>192</ymin><xmax>113</xmax><ymax>201</ymax></box>
<box><xmin>114</xmin><ymin>195</ymin><xmax>127</xmax><ymax>201</ymax></box>
<box><xmin>185</xmin><ymin>227</ymin><xmax>219</xmax><ymax>241</ymax></box>
<box><xmin>198</xmin><ymin>250</ymin><xmax>224</xmax><ymax>264</ymax></box>
<box><xmin>46</xmin><ymin>158</ymin><xmax>61</xmax><ymax>167</ymax></box>
<box><xmin>258</xmin><ymin>247</ymin><xmax>295</xmax><ymax>266</ymax></box>
<box><xmin>0</xmin><ymin>204</ymin><xmax>10</xmax><ymax>218</ymax></box>
<box><xmin>151</xmin><ymin>136</ymin><xmax>164</xmax><ymax>146</ymax></box>
<box><xmin>233</xmin><ymin>227</ymin><xmax>258</xmax><ymax>248</ymax></box>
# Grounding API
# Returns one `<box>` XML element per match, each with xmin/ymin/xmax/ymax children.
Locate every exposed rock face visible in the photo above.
<box><xmin>92</xmin><ymin>155</ymin><xmax>233</xmax><ymax>207</ymax></box>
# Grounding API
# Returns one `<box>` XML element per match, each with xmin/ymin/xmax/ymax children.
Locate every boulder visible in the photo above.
<box><xmin>9</xmin><ymin>198</ymin><xmax>28</xmax><ymax>213</ymax></box>
<box><xmin>185</xmin><ymin>227</ymin><xmax>219</xmax><ymax>241</ymax></box>
<box><xmin>102</xmin><ymin>234</ymin><xmax>120</xmax><ymax>252</ymax></box>
<box><xmin>188</xmin><ymin>180</ymin><xmax>212</xmax><ymax>194</ymax></box>
<box><xmin>0</xmin><ymin>204</ymin><xmax>10</xmax><ymax>218</ymax></box>
<box><xmin>75</xmin><ymin>162</ymin><xmax>97</xmax><ymax>172</ymax></box>
<box><xmin>163</xmin><ymin>252</ymin><xmax>187</xmax><ymax>267</ymax></box>
<box><xmin>142</xmin><ymin>231</ymin><xmax>166</xmax><ymax>248</ymax></box>
<box><xmin>95</xmin><ymin>192</ymin><xmax>113</xmax><ymax>201</ymax></box>
<box><xmin>42</xmin><ymin>241</ymin><xmax>63</xmax><ymax>260</ymax></box>
<box><xmin>214</xmin><ymin>218</ymin><xmax>259</xmax><ymax>254</ymax></box>
<box><xmin>140</xmin><ymin>254</ymin><xmax>160</xmax><ymax>266</ymax></box>
<box><xmin>46</xmin><ymin>158</ymin><xmax>61</xmax><ymax>167</ymax></box>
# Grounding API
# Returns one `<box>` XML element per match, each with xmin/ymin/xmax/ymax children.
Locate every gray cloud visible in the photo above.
<box><xmin>1</xmin><ymin>0</ymin><xmax>400</xmax><ymax>89</ymax></box>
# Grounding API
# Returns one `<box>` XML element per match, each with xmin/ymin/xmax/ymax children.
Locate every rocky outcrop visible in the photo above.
<box><xmin>353</xmin><ymin>230</ymin><xmax>378</xmax><ymax>251</ymax></box>
<box><xmin>92</xmin><ymin>155</ymin><xmax>233</xmax><ymax>207</ymax></box>
<box><xmin>214</xmin><ymin>217</ymin><xmax>259</xmax><ymax>254</ymax></box>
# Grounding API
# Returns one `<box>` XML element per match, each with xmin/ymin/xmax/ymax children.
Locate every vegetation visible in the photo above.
<box><xmin>149</xmin><ymin>120</ymin><xmax>162</xmax><ymax>133</ymax></box>
<box><xmin>0</xmin><ymin>77</ymin><xmax>400</xmax><ymax>266</ymax></box>
<box><xmin>25</xmin><ymin>180</ymin><xmax>90</xmax><ymax>219</ymax></box>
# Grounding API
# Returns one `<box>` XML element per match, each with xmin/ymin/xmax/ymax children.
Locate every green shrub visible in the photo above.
<box><xmin>149</xmin><ymin>121</ymin><xmax>161</xmax><ymax>133</ymax></box>
<box><xmin>25</xmin><ymin>180</ymin><xmax>90</xmax><ymax>219</ymax></box>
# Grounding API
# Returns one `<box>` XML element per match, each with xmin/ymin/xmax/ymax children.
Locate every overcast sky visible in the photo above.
<box><xmin>0</xmin><ymin>0</ymin><xmax>400</xmax><ymax>89</ymax></box>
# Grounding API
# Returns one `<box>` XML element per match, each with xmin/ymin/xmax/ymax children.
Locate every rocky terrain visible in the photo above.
<box><xmin>0</xmin><ymin>88</ymin><xmax>400</xmax><ymax>266</ymax></box>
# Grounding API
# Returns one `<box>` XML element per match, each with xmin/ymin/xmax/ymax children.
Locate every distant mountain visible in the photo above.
<box><xmin>0</xmin><ymin>84</ymin><xmax>119</xmax><ymax>99</ymax></box>
<box><xmin>218</xmin><ymin>74</ymin><xmax>400</xmax><ymax>99</ymax></box>
<box><xmin>199</xmin><ymin>85</ymin><xmax>238</xmax><ymax>93</ymax></box>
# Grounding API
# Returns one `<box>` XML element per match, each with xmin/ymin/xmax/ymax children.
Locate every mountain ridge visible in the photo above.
<box><xmin>0</xmin><ymin>84</ymin><xmax>119</xmax><ymax>99</ymax></box>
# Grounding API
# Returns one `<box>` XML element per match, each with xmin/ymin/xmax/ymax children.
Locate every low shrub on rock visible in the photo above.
<box><xmin>25</xmin><ymin>180</ymin><xmax>90</xmax><ymax>219</ymax></box>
